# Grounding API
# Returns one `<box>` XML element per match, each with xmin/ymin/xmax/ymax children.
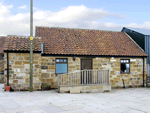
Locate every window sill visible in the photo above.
<box><xmin>56</xmin><ymin>73</ymin><xmax>67</xmax><ymax>75</ymax></box>
<box><xmin>120</xmin><ymin>72</ymin><xmax>130</xmax><ymax>74</ymax></box>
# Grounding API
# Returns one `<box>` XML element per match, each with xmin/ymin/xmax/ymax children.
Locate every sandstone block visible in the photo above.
<box><xmin>14</xmin><ymin>69</ymin><xmax>20</xmax><ymax>72</ymax></box>
<box><xmin>34</xmin><ymin>86</ymin><xmax>40</xmax><ymax>89</ymax></box>
<box><xmin>47</xmin><ymin>79</ymin><xmax>53</xmax><ymax>82</ymax></box>
<box><xmin>41</xmin><ymin>66</ymin><xmax>48</xmax><ymax>69</ymax></box>
<box><xmin>16</xmin><ymin>76</ymin><xmax>23</xmax><ymax>79</ymax></box>
<box><xmin>15</xmin><ymin>61</ymin><xmax>22</xmax><ymax>65</ymax></box>
<box><xmin>33</xmin><ymin>61</ymin><xmax>38</xmax><ymax>64</ymax></box>
<box><xmin>35</xmin><ymin>65</ymin><xmax>41</xmax><ymax>68</ymax></box>
<box><xmin>21</xmin><ymin>53</ymin><xmax>29</xmax><ymax>57</ymax></box>
<box><xmin>49</xmin><ymin>65</ymin><xmax>55</xmax><ymax>70</ymax></box>
<box><xmin>25</xmin><ymin>78</ymin><xmax>29</xmax><ymax>82</ymax></box>
<box><xmin>16</xmin><ymin>53</ymin><xmax>21</xmax><ymax>56</ymax></box>
<box><xmin>18</xmin><ymin>57</ymin><xmax>23</xmax><ymax>60</ymax></box>
<box><xmin>23</xmin><ymin>61</ymin><xmax>30</xmax><ymax>64</ymax></box>
<box><xmin>18</xmin><ymin>79</ymin><xmax>25</xmax><ymax>83</ymax></box>
<box><xmin>13</xmin><ymin>80</ymin><xmax>18</xmax><ymax>83</ymax></box>
<box><xmin>18</xmin><ymin>73</ymin><xmax>27</xmax><ymax>76</ymax></box>
<box><xmin>70</xmin><ymin>89</ymin><xmax>80</xmax><ymax>93</ymax></box>
<box><xmin>24</xmin><ymin>57</ymin><xmax>30</xmax><ymax>60</ymax></box>
<box><xmin>41</xmin><ymin>62</ymin><xmax>47</xmax><ymax>65</ymax></box>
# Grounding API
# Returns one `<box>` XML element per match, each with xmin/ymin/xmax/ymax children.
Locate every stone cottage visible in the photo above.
<box><xmin>3</xmin><ymin>27</ymin><xmax>147</xmax><ymax>91</ymax></box>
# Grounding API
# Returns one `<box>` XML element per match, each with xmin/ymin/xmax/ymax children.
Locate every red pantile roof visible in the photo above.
<box><xmin>35</xmin><ymin>27</ymin><xmax>147</xmax><ymax>56</ymax></box>
<box><xmin>4</xmin><ymin>36</ymin><xmax>42</xmax><ymax>52</ymax></box>
<box><xmin>0</xmin><ymin>37</ymin><xmax>6</xmax><ymax>54</ymax></box>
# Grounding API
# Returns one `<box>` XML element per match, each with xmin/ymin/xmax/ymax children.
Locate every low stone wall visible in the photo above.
<box><xmin>4</xmin><ymin>53</ymin><xmax>41</xmax><ymax>91</ymax></box>
<box><xmin>59</xmin><ymin>84</ymin><xmax>111</xmax><ymax>93</ymax></box>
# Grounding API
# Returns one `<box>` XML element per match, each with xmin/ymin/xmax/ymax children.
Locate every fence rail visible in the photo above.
<box><xmin>58</xmin><ymin>69</ymin><xmax>110</xmax><ymax>87</ymax></box>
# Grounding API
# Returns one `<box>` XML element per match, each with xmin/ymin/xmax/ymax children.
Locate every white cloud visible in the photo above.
<box><xmin>7</xmin><ymin>5</ymin><xmax>13</xmax><ymax>9</ymax></box>
<box><xmin>0</xmin><ymin>2</ymin><xmax>149</xmax><ymax>36</ymax></box>
<box><xmin>18</xmin><ymin>5</ymin><xmax>27</xmax><ymax>9</ymax></box>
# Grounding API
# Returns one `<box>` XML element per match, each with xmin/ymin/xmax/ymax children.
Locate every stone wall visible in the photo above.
<box><xmin>4</xmin><ymin>54</ymin><xmax>147</xmax><ymax>90</ymax></box>
<box><xmin>41</xmin><ymin>56</ymin><xmax>80</xmax><ymax>88</ymax></box>
<box><xmin>4</xmin><ymin>53</ymin><xmax>41</xmax><ymax>91</ymax></box>
<box><xmin>41</xmin><ymin>56</ymin><xmax>146</xmax><ymax>89</ymax></box>
<box><xmin>93</xmin><ymin>57</ymin><xmax>147</xmax><ymax>88</ymax></box>
<box><xmin>0</xmin><ymin>55</ymin><xmax>4</xmax><ymax>83</ymax></box>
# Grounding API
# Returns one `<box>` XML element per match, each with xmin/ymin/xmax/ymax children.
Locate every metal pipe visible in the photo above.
<box><xmin>143</xmin><ymin>57</ymin><xmax>145</xmax><ymax>87</ymax></box>
<box><xmin>7</xmin><ymin>50</ymin><xmax>9</xmax><ymax>86</ymax></box>
<box><xmin>41</xmin><ymin>42</ymin><xmax>44</xmax><ymax>54</ymax></box>
<box><xmin>29</xmin><ymin>0</ymin><xmax>33</xmax><ymax>92</ymax></box>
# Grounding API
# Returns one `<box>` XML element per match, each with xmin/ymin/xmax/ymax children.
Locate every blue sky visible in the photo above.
<box><xmin>0</xmin><ymin>0</ymin><xmax>149</xmax><ymax>36</ymax></box>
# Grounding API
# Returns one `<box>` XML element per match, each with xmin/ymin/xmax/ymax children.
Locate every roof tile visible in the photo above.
<box><xmin>35</xmin><ymin>27</ymin><xmax>147</xmax><ymax>56</ymax></box>
<box><xmin>4</xmin><ymin>36</ymin><xmax>42</xmax><ymax>52</ymax></box>
<box><xmin>0</xmin><ymin>36</ymin><xmax>6</xmax><ymax>54</ymax></box>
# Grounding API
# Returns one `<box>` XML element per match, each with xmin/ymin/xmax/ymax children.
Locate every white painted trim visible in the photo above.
<box><xmin>124</xmin><ymin>32</ymin><xmax>145</xmax><ymax>52</ymax></box>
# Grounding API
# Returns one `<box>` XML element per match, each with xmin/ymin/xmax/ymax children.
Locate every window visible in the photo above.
<box><xmin>120</xmin><ymin>59</ymin><xmax>130</xmax><ymax>73</ymax></box>
<box><xmin>55</xmin><ymin>58</ymin><xmax>68</xmax><ymax>74</ymax></box>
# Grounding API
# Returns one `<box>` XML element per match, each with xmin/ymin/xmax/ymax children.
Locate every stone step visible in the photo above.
<box><xmin>70</xmin><ymin>89</ymin><xmax>80</xmax><ymax>94</ymax></box>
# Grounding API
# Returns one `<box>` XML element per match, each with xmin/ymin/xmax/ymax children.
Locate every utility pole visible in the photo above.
<box><xmin>30</xmin><ymin>0</ymin><xmax>33</xmax><ymax>92</ymax></box>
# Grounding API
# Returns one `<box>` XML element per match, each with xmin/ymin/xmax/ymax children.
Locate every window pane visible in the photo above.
<box><xmin>121</xmin><ymin>63</ymin><xmax>126</xmax><ymax>72</ymax></box>
<box><xmin>121</xmin><ymin>63</ymin><xmax>130</xmax><ymax>73</ymax></box>
<box><xmin>121</xmin><ymin>60</ymin><xmax>124</xmax><ymax>63</ymax></box>
<box><xmin>64</xmin><ymin>59</ymin><xmax>67</xmax><ymax>62</ymax></box>
<box><xmin>56</xmin><ymin>64</ymin><xmax>67</xmax><ymax>73</ymax></box>
<box><xmin>126</xmin><ymin>64</ymin><xmax>130</xmax><ymax>68</ymax></box>
<box><xmin>126</xmin><ymin>68</ymin><xmax>129</xmax><ymax>73</ymax></box>
<box><xmin>60</xmin><ymin>59</ymin><xmax>63</xmax><ymax>62</ymax></box>
<box><xmin>56</xmin><ymin>59</ymin><xmax>59</xmax><ymax>62</ymax></box>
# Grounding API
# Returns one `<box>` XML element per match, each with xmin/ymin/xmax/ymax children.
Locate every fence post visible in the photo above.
<box><xmin>84</xmin><ymin>69</ymin><xmax>86</xmax><ymax>84</ymax></box>
<box><xmin>73</xmin><ymin>73</ymin><xmax>74</xmax><ymax>85</ymax></box>
<box><xmin>98</xmin><ymin>70</ymin><xmax>99</xmax><ymax>84</ymax></box>
<box><xmin>58</xmin><ymin>74</ymin><xmax>59</xmax><ymax>86</ymax></box>
<box><xmin>109</xmin><ymin>69</ymin><xmax>110</xmax><ymax>84</ymax></box>
<box><xmin>68</xmin><ymin>73</ymin><xmax>69</xmax><ymax>86</ymax></box>
<box><xmin>58</xmin><ymin>74</ymin><xmax>59</xmax><ymax>91</ymax></box>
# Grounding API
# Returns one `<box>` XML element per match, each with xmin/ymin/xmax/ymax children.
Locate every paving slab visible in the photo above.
<box><xmin>4</xmin><ymin>105</ymin><xmax>47</xmax><ymax>113</ymax></box>
<box><xmin>60</xmin><ymin>103</ymin><xmax>86</xmax><ymax>110</ymax></box>
<box><xmin>80</xmin><ymin>107</ymin><xmax>107</xmax><ymax>113</ymax></box>
<box><xmin>122</xmin><ymin>109</ymin><xmax>145</xmax><ymax>113</ymax></box>
<box><xmin>0</xmin><ymin>84</ymin><xmax>150</xmax><ymax>113</ymax></box>
<box><xmin>0</xmin><ymin>105</ymin><xmax>5</xmax><ymax>113</ymax></box>
<box><xmin>39</xmin><ymin>104</ymin><xmax>65</xmax><ymax>113</ymax></box>
<box><xmin>58</xmin><ymin>109</ymin><xmax>88</xmax><ymax>113</ymax></box>
<box><xmin>102</xmin><ymin>106</ymin><xmax>131</xmax><ymax>113</ymax></box>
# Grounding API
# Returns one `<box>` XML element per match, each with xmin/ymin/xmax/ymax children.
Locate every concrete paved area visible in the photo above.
<box><xmin>0</xmin><ymin>84</ymin><xmax>150</xmax><ymax>113</ymax></box>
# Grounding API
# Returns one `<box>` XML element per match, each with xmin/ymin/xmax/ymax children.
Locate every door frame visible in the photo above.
<box><xmin>80</xmin><ymin>58</ymin><xmax>93</xmax><ymax>84</ymax></box>
<box><xmin>80</xmin><ymin>58</ymin><xmax>93</xmax><ymax>70</ymax></box>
